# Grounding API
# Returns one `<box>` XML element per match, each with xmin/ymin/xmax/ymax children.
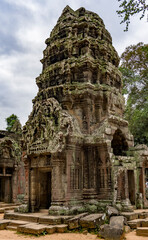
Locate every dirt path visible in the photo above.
<box><xmin>0</xmin><ymin>230</ymin><xmax>148</xmax><ymax>240</ymax></box>
<box><xmin>0</xmin><ymin>231</ymin><xmax>99</xmax><ymax>240</ymax></box>
<box><xmin>0</xmin><ymin>214</ymin><xmax>148</xmax><ymax>240</ymax></box>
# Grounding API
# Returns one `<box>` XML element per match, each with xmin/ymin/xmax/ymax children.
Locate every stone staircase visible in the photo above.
<box><xmin>0</xmin><ymin>210</ymin><xmax>104</xmax><ymax>235</ymax></box>
<box><xmin>1</xmin><ymin>209</ymin><xmax>148</xmax><ymax>236</ymax></box>
<box><xmin>0</xmin><ymin>202</ymin><xmax>20</xmax><ymax>213</ymax></box>
<box><xmin>122</xmin><ymin>210</ymin><xmax>148</xmax><ymax>237</ymax></box>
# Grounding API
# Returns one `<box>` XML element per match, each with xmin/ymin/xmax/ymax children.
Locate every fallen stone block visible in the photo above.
<box><xmin>110</xmin><ymin>216</ymin><xmax>125</xmax><ymax>229</ymax></box>
<box><xmin>68</xmin><ymin>213</ymin><xmax>88</xmax><ymax>229</ymax></box>
<box><xmin>98</xmin><ymin>224</ymin><xmax>124</xmax><ymax>240</ymax></box>
<box><xmin>80</xmin><ymin>214</ymin><xmax>103</xmax><ymax>228</ymax></box>
<box><xmin>106</xmin><ymin>206</ymin><xmax>119</xmax><ymax>217</ymax></box>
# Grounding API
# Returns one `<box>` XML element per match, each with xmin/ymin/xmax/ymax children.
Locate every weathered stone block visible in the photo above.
<box><xmin>0</xmin><ymin>220</ymin><xmax>10</xmax><ymax>230</ymax></box>
<box><xmin>45</xmin><ymin>225</ymin><xmax>56</xmax><ymax>234</ymax></box>
<box><xmin>17</xmin><ymin>223</ymin><xmax>47</xmax><ymax>235</ymax></box>
<box><xmin>127</xmin><ymin>219</ymin><xmax>142</xmax><ymax>229</ymax></box>
<box><xmin>110</xmin><ymin>216</ymin><xmax>125</xmax><ymax>229</ymax></box>
<box><xmin>121</xmin><ymin>212</ymin><xmax>139</xmax><ymax>221</ymax></box>
<box><xmin>38</xmin><ymin>216</ymin><xmax>62</xmax><ymax>225</ymax></box>
<box><xmin>80</xmin><ymin>214</ymin><xmax>103</xmax><ymax>228</ymax></box>
<box><xmin>68</xmin><ymin>213</ymin><xmax>88</xmax><ymax>229</ymax></box>
<box><xmin>106</xmin><ymin>206</ymin><xmax>119</xmax><ymax>217</ymax></box>
<box><xmin>55</xmin><ymin>224</ymin><xmax>68</xmax><ymax>233</ymax></box>
<box><xmin>137</xmin><ymin>227</ymin><xmax>148</xmax><ymax>236</ymax></box>
<box><xmin>98</xmin><ymin>224</ymin><xmax>124</xmax><ymax>240</ymax></box>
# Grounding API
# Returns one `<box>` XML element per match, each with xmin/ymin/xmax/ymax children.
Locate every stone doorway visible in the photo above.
<box><xmin>0</xmin><ymin>177</ymin><xmax>12</xmax><ymax>203</ymax></box>
<box><xmin>145</xmin><ymin>168</ymin><xmax>148</xmax><ymax>200</ymax></box>
<box><xmin>111</xmin><ymin>129</ymin><xmax>128</xmax><ymax>156</ymax></box>
<box><xmin>0</xmin><ymin>177</ymin><xmax>5</xmax><ymax>201</ymax></box>
<box><xmin>39</xmin><ymin>171</ymin><xmax>51</xmax><ymax>209</ymax></box>
<box><xmin>127</xmin><ymin>170</ymin><xmax>135</xmax><ymax>205</ymax></box>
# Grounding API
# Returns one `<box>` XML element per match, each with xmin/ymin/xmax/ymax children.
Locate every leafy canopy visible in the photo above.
<box><xmin>5</xmin><ymin>114</ymin><xmax>19</xmax><ymax>132</ymax></box>
<box><xmin>117</xmin><ymin>0</ymin><xmax>148</xmax><ymax>31</ymax></box>
<box><xmin>120</xmin><ymin>42</ymin><xmax>148</xmax><ymax>145</ymax></box>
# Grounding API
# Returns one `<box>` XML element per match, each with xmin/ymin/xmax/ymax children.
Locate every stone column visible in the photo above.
<box><xmin>23</xmin><ymin>156</ymin><xmax>30</xmax><ymax>205</ymax></box>
<box><xmin>30</xmin><ymin>168</ymin><xmax>36</xmax><ymax>212</ymax></box>
<box><xmin>4</xmin><ymin>177</ymin><xmax>11</xmax><ymax>203</ymax></box>
<box><xmin>12</xmin><ymin>164</ymin><xmax>18</xmax><ymax>203</ymax></box>
<box><xmin>51</xmin><ymin>160</ymin><xmax>65</xmax><ymax>204</ymax></box>
<box><xmin>125</xmin><ymin>170</ymin><xmax>129</xmax><ymax>199</ymax></box>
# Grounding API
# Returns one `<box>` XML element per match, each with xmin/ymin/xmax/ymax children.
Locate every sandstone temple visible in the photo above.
<box><xmin>1</xmin><ymin>6</ymin><xmax>148</xmax><ymax>215</ymax></box>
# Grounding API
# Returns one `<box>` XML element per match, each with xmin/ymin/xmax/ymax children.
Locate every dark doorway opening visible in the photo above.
<box><xmin>128</xmin><ymin>170</ymin><xmax>135</xmax><ymax>205</ymax></box>
<box><xmin>111</xmin><ymin>129</ymin><xmax>128</xmax><ymax>156</ymax></box>
<box><xmin>145</xmin><ymin>168</ymin><xmax>148</xmax><ymax>199</ymax></box>
<box><xmin>0</xmin><ymin>177</ymin><xmax>12</xmax><ymax>203</ymax></box>
<box><xmin>39</xmin><ymin>171</ymin><xmax>51</xmax><ymax>209</ymax></box>
<box><xmin>0</xmin><ymin>177</ymin><xmax>5</xmax><ymax>201</ymax></box>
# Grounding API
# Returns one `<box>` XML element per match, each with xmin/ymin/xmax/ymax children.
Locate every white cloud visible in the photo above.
<box><xmin>0</xmin><ymin>0</ymin><xmax>148</xmax><ymax>130</ymax></box>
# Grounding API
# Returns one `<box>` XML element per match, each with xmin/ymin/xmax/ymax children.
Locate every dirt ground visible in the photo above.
<box><xmin>0</xmin><ymin>229</ymin><xmax>148</xmax><ymax>240</ymax></box>
<box><xmin>0</xmin><ymin>213</ymin><xmax>148</xmax><ymax>240</ymax></box>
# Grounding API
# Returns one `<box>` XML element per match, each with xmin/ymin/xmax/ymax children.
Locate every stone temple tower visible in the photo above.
<box><xmin>23</xmin><ymin>6</ymin><xmax>134</xmax><ymax>214</ymax></box>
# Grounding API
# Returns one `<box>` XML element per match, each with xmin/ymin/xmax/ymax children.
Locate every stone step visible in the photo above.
<box><xmin>136</xmin><ymin>227</ymin><xmax>148</xmax><ymax>236</ymax></box>
<box><xmin>79</xmin><ymin>213</ymin><xmax>103</xmax><ymax>229</ymax></box>
<box><xmin>4</xmin><ymin>211</ymin><xmax>39</xmax><ymax>222</ymax></box>
<box><xmin>17</xmin><ymin>223</ymin><xmax>47</xmax><ymax>235</ymax></box>
<box><xmin>6</xmin><ymin>225</ymin><xmax>17</xmax><ymax>231</ymax></box>
<box><xmin>138</xmin><ymin>212</ymin><xmax>148</xmax><ymax>219</ymax></box>
<box><xmin>141</xmin><ymin>219</ymin><xmax>148</xmax><ymax>227</ymax></box>
<box><xmin>45</xmin><ymin>225</ymin><xmax>56</xmax><ymax>234</ymax></box>
<box><xmin>0</xmin><ymin>219</ymin><xmax>10</xmax><ymax>230</ymax></box>
<box><xmin>9</xmin><ymin>220</ymin><xmax>29</xmax><ymax>227</ymax></box>
<box><xmin>128</xmin><ymin>219</ymin><xmax>144</xmax><ymax>229</ymax></box>
<box><xmin>0</xmin><ymin>206</ymin><xmax>19</xmax><ymax>213</ymax></box>
<box><xmin>17</xmin><ymin>223</ymin><xmax>68</xmax><ymax>235</ymax></box>
<box><xmin>38</xmin><ymin>215</ymin><xmax>62</xmax><ymax>225</ymax></box>
<box><xmin>55</xmin><ymin>224</ymin><xmax>68</xmax><ymax>233</ymax></box>
<box><xmin>121</xmin><ymin>212</ymin><xmax>139</xmax><ymax>221</ymax></box>
<box><xmin>128</xmin><ymin>218</ymin><xmax>148</xmax><ymax>229</ymax></box>
<box><xmin>0</xmin><ymin>202</ymin><xmax>19</xmax><ymax>208</ymax></box>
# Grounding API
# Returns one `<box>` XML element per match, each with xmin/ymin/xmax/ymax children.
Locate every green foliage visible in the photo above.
<box><xmin>5</xmin><ymin>114</ymin><xmax>19</xmax><ymax>132</ymax></box>
<box><xmin>120</xmin><ymin>42</ymin><xmax>148</xmax><ymax>145</ymax></box>
<box><xmin>117</xmin><ymin>0</ymin><xmax>148</xmax><ymax>31</ymax></box>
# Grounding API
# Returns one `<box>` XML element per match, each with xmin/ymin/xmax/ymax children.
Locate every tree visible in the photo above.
<box><xmin>120</xmin><ymin>42</ymin><xmax>148</xmax><ymax>145</ymax></box>
<box><xmin>5</xmin><ymin>114</ymin><xmax>21</xmax><ymax>132</ymax></box>
<box><xmin>117</xmin><ymin>0</ymin><xmax>148</xmax><ymax>31</ymax></box>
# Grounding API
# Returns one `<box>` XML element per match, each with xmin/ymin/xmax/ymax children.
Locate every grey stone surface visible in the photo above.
<box><xmin>80</xmin><ymin>214</ymin><xmax>103</xmax><ymax>228</ymax></box>
<box><xmin>106</xmin><ymin>206</ymin><xmax>119</xmax><ymax>217</ymax></box>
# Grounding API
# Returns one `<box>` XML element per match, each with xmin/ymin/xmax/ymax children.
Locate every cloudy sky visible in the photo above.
<box><xmin>0</xmin><ymin>0</ymin><xmax>147</xmax><ymax>130</ymax></box>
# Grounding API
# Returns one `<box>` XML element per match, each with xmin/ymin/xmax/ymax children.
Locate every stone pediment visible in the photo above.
<box><xmin>23</xmin><ymin>98</ymin><xmax>82</xmax><ymax>155</ymax></box>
